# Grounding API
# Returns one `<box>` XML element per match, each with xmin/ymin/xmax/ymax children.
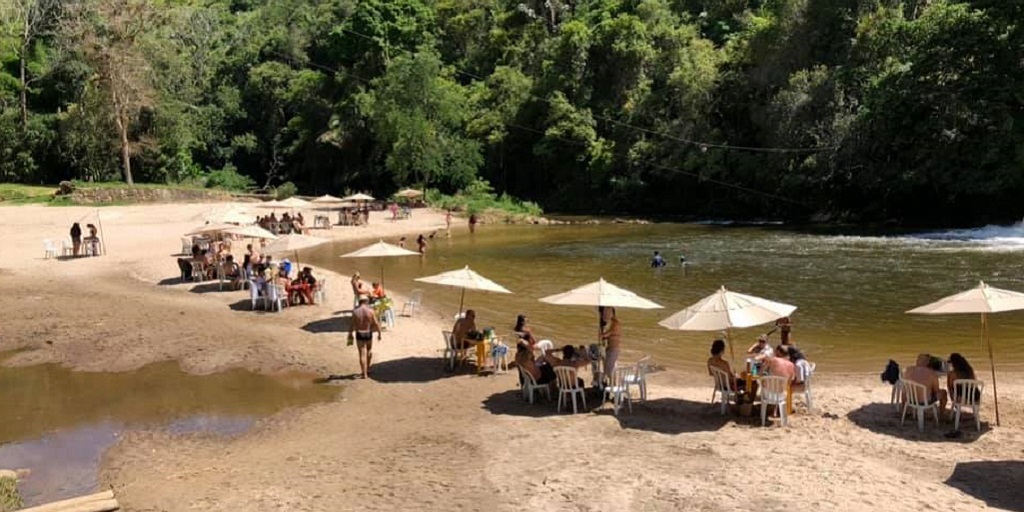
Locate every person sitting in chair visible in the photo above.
<box><xmin>540</xmin><ymin>345</ymin><xmax>591</xmax><ymax>388</ymax></box>
<box><xmin>788</xmin><ymin>346</ymin><xmax>812</xmax><ymax>392</ymax></box>
<box><xmin>452</xmin><ymin>309</ymin><xmax>482</xmax><ymax>349</ymax></box>
<box><xmin>513</xmin><ymin>314</ymin><xmax>538</xmax><ymax>348</ymax></box>
<box><xmin>516</xmin><ymin>342</ymin><xmax>556</xmax><ymax>385</ymax></box>
<box><xmin>708</xmin><ymin>339</ymin><xmax>748</xmax><ymax>393</ymax></box>
<box><xmin>904</xmin><ymin>353</ymin><xmax>948</xmax><ymax>412</ymax></box>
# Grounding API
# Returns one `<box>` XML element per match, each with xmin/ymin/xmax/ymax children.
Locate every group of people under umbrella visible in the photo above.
<box><xmin>404</xmin><ymin>267</ymin><xmax>1016</xmax><ymax>426</ymax></box>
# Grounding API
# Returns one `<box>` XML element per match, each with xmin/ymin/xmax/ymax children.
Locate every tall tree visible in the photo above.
<box><xmin>0</xmin><ymin>0</ymin><xmax>59</xmax><ymax>128</ymax></box>
<box><xmin>357</xmin><ymin>48</ymin><xmax>482</xmax><ymax>191</ymax></box>
<box><xmin>61</xmin><ymin>0</ymin><xmax>159</xmax><ymax>185</ymax></box>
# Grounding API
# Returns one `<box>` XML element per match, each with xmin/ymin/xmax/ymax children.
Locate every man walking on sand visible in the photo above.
<box><xmin>348</xmin><ymin>298</ymin><xmax>383</xmax><ymax>379</ymax></box>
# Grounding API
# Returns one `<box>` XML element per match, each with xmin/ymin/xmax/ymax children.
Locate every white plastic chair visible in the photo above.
<box><xmin>518</xmin><ymin>366</ymin><xmax>551</xmax><ymax>404</ymax></box>
<box><xmin>61</xmin><ymin>239</ymin><xmax>74</xmax><ymax>257</ymax></box>
<box><xmin>793</xmin><ymin>361</ymin><xmax>815</xmax><ymax>412</ymax></box>
<box><xmin>441</xmin><ymin>330</ymin><xmax>454</xmax><ymax>370</ymax></box>
<box><xmin>624</xmin><ymin>357</ymin><xmax>650</xmax><ymax>402</ymax></box>
<box><xmin>191</xmin><ymin>261</ymin><xmax>206</xmax><ymax>282</ymax></box>
<box><xmin>899</xmin><ymin>380</ymin><xmax>940</xmax><ymax>432</ymax></box>
<box><xmin>603</xmin><ymin>367</ymin><xmax>633</xmax><ymax>415</ymax></box>
<box><xmin>181</xmin><ymin>237</ymin><xmax>192</xmax><ymax>255</ymax></box>
<box><xmin>401</xmin><ymin>289</ymin><xmax>423</xmax><ymax>317</ymax></box>
<box><xmin>249</xmin><ymin>280</ymin><xmax>260</xmax><ymax>310</ymax></box>
<box><xmin>952</xmin><ymin>379</ymin><xmax>984</xmax><ymax>431</ymax></box>
<box><xmin>489</xmin><ymin>338</ymin><xmax>509</xmax><ymax>374</ymax></box>
<box><xmin>269</xmin><ymin>284</ymin><xmax>288</xmax><ymax>311</ymax></box>
<box><xmin>442</xmin><ymin>330</ymin><xmax>470</xmax><ymax>371</ymax></box>
<box><xmin>43</xmin><ymin>239</ymin><xmax>57</xmax><ymax>259</ymax></box>
<box><xmin>709</xmin><ymin>366</ymin><xmax>738</xmax><ymax>416</ymax></box>
<box><xmin>314</xmin><ymin>278</ymin><xmax>326</xmax><ymax>305</ymax></box>
<box><xmin>554</xmin><ymin>366</ymin><xmax>587</xmax><ymax>414</ymax></box>
<box><xmin>216</xmin><ymin>264</ymin><xmax>228</xmax><ymax>291</ymax></box>
<box><xmin>534</xmin><ymin>339</ymin><xmax>554</xmax><ymax>356</ymax></box>
<box><xmin>760</xmin><ymin>375</ymin><xmax>789</xmax><ymax>427</ymax></box>
<box><xmin>890</xmin><ymin>368</ymin><xmax>906</xmax><ymax>412</ymax></box>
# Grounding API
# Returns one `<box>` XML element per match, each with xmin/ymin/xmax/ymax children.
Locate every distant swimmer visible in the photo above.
<box><xmin>680</xmin><ymin>254</ymin><xmax>687</xmax><ymax>265</ymax></box>
<box><xmin>651</xmin><ymin>251</ymin><xmax>667</xmax><ymax>268</ymax></box>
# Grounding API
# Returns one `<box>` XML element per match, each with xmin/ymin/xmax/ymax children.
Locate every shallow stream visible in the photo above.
<box><xmin>0</xmin><ymin>356</ymin><xmax>337</xmax><ymax>506</ymax></box>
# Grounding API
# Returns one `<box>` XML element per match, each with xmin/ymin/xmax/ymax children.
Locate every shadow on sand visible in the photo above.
<box><xmin>482</xmin><ymin>389</ymin><xmax>777</xmax><ymax>432</ymax></box>
<box><xmin>481</xmin><ymin>388</ymin><xmax>598</xmax><ymax>418</ymax></box>
<box><xmin>368</xmin><ymin>356</ymin><xmax>461</xmax><ymax>383</ymax></box>
<box><xmin>189</xmin><ymin>282</ymin><xmax>231</xmax><ymax>294</ymax></box>
<box><xmin>946</xmin><ymin>461</ymin><xmax>1024</xmax><ymax>511</ymax></box>
<box><xmin>299</xmin><ymin>313</ymin><xmax>355</xmax><ymax>334</ymax></box>
<box><xmin>600</xmin><ymin>397</ymin><xmax>734</xmax><ymax>434</ymax></box>
<box><xmin>846</xmin><ymin>402</ymin><xmax>990</xmax><ymax>443</ymax></box>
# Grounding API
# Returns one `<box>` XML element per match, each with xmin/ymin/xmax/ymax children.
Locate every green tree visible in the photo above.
<box><xmin>357</xmin><ymin>48</ymin><xmax>481</xmax><ymax>191</ymax></box>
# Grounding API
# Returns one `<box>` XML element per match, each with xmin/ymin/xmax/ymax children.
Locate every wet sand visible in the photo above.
<box><xmin>1</xmin><ymin>202</ymin><xmax>1023</xmax><ymax>511</ymax></box>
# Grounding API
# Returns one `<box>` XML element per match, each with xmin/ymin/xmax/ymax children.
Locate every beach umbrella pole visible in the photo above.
<box><xmin>727</xmin><ymin>327</ymin><xmax>735</xmax><ymax>367</ymax></box>
<box><xmin>983</xmin><ymin>313</ymin><xmax>1001</xmax><ymax>426</ymax></box>
<box><xmin>380</xmin><ymin>262</ymin><xmax>385</xmax><ymax>287</ymax></box>
<box><xmin>458</xmin><ymin>288</ymin><xmax>466</xmax><ymax>315</ymax></box>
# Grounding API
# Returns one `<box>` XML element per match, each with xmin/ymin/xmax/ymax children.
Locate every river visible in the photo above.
<box><xmin>307</xmin><ymin>220</ymin><xmax>1024</xmax><ymax>374</ymax></box>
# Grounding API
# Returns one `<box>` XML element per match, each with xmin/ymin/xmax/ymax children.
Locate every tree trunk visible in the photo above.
<box><xmin>20</xmin><ymin>19</ymin><xmax>29</xmax><ymax>129</ymax></box>
<box><xmin>114</xmin><ymin>109</ymin><xmax>134</xmax><ymax>185</ymax></box>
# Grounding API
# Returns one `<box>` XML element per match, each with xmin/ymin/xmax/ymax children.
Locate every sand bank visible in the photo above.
<box><xmin>1</xmin><ymin>202</ymin><xmax>1022</xmax><ymax>511</ymax></box>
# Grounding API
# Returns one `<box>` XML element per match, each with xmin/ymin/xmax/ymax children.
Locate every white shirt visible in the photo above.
<box><xmin>795</xmin><ymin>359</ymin><xmax>812</xmax><ymax>383</ymax></box>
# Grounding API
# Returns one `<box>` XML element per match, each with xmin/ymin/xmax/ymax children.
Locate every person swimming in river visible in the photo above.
<box><xmin>651</xmin><ymin>251</ymin><xmax>667</xmax><ymax>268</ymax></box>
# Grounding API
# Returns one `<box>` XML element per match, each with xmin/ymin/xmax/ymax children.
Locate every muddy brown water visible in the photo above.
<box><xmin>0</xmin><ymin>356</ymin><xmax>338</xmax><ymax>506</ymax></box>
<box><xmin>307</xmin><ymin>221</ymin><xmax>1024</xmax><ymax>374</ymax></box>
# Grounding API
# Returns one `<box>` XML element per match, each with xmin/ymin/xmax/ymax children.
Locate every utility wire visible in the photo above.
<box><xmin>265</xmin><ymin>47</ymin><xmax>805</xmax><ymax>205</ymax></box>
<box><xmin>335</xmin><ymin>26</ymin><xmax>837</xmax><ymax>154</ymax></box>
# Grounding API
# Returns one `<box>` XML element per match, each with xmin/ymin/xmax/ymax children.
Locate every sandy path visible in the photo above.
<box><xmin>2</xmin><ymin>202</ymin><xmax>1023</xmax><ymax>511</ymax></box>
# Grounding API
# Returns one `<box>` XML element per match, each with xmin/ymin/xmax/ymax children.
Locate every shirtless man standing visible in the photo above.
<box><xmin>348</xmin><ymin>298</ymin><xmax>382</xmax><ymax>379</ymax></box>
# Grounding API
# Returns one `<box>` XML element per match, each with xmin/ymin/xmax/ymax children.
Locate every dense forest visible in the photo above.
<box><xmin>0</xmin><ymin>0</ymin><xmax>1021</xmax><ymax>223</ymax></box>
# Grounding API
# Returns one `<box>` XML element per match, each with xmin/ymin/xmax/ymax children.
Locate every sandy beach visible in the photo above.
<box><xmin>2</xmin><ymin>202</ymin><xmax>1023</xmax><ymax>511</ymax></box>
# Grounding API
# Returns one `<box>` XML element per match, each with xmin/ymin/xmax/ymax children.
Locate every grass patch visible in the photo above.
<box><xmin>0</xmin><ymin>476</ymin><xmax>22</xmax><ymax>512</ymax></box>
<box><xmin>0</xmin><ymin>183</ymin><xmax>54</xmax><ymax>204</ymax></box>
<box><xmin>426</xmin><ymin>178</ymin><xmax>542</xmax><ymax>218</ymax></box>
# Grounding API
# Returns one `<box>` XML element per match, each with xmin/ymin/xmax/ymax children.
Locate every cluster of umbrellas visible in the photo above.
<box><xmin>195</xmin><ymin>199</ymin><xmax>1021</xmax><ymax>427</ymax></box>
<box><xmin>402</xmin><ymin>266</ymin><xmax>1017</xmax><ymax>426</ymax></box>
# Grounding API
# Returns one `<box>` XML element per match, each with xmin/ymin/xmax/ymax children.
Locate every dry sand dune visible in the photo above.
<box><xmin>1</xmin><ymin>202</ymin><xmax>1022</xmax><ymax>511</ymax></box>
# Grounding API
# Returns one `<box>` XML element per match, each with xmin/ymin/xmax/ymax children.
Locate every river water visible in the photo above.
<box><xmin>307</xmin><ymin>221</ymin><xmax>1024</xmax><ymax>374</ymax></box>
<box><xmin>0</xmin><ymin>358</ymin><xmax>337</xmax><ymax>506</ymax></box>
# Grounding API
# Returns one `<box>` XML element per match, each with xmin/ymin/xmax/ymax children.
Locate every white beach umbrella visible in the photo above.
<box><xmin>223</xmin><ymin>225</ymin><xmax>278</xmax><ymax>240</ymax></box>
<box><xmin>310</xmin><ymin>194</ymin><xmax>344</xmax><ymax>204</ymax></box>
<box><xmin>415</xmin><ymin>265</ymin><xmax>512</xmax><ymax>313</ymax></box>
<box><xmin>659</xmin><ymin>286</ymin><xmax>796</xmax><ymax>363</ymax></box>
<box><xmin>263</xmin><ymin>234</ymin><xmax>328</xmax><ymax>269</ymax></box>
<box><xmin>907</xmin><ymin>280</ymin><xmax>1024</xmax><ymax>426</ymax></box>
<box><xmin>393</xmin><ymin>188</ymin><xmax>423</xmax><ymax>199</ymax></box>
<box><xmin>538</xmin><ymin>278</ymin><xmax>663</xmax><ymax>309</ymax></box>
<box><xmin>276</xmin><ymin>197</ymin><xmax>311</xmax><ymax>209</ymax></box>
<box><xmin>257</xmin><ymin>199</ymin><xmax>285</xmax><ymax>209</ymax></box>
<box><xmin>208</xmin><ymin>209</ymin><xmax>255</xmax><ymax>225</ymax></box>
<box><xmin>341</xmin><ymin>193</ymin><xmax>375</xmax><ymax>202</ymax></box>
<box><xmin>185</xmin><ymin>223</ymin><xmax>236</xmax><ymax>236</ymax></box>
<box><xmin>340</xmin><ymin>240</ymin><xmax>419</xmax><ymax>285</ymax></box>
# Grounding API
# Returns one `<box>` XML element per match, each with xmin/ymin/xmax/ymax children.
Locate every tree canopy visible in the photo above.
<box><xmin>0</xmin><ymin>0</ymin><xmax>1021</xmax><ymax>225</ymax></box>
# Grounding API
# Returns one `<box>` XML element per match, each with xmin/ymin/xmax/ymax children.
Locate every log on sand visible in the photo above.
<box><xmin>18</xmin><ymin>490</ymin><xmax>117</xmax><ymax>512</ymax></box>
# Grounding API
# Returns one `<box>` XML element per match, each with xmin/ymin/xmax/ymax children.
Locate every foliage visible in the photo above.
<box><xmin>274</xmin><ymin>180</ymin><xmax>298</xmax><ymax>199</ymax></box>
<box><xmin>0</xmin><ymin>475</ymin><xmax>22</xmax><ymax>512</ymax></box>
<box><xmin>205</xmin><ymin>165</ymin><xmax>254</xmax><ymax>191</ymax></box>
<box><xmin>0</xmin><ymin>0</ymin><xmax>1020</xmax><ymax>225</ymax></box>
<box><xmin>428</xmin><ymin>178</ymin><xmax>542</xmax><ymax>216</ymax></box>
